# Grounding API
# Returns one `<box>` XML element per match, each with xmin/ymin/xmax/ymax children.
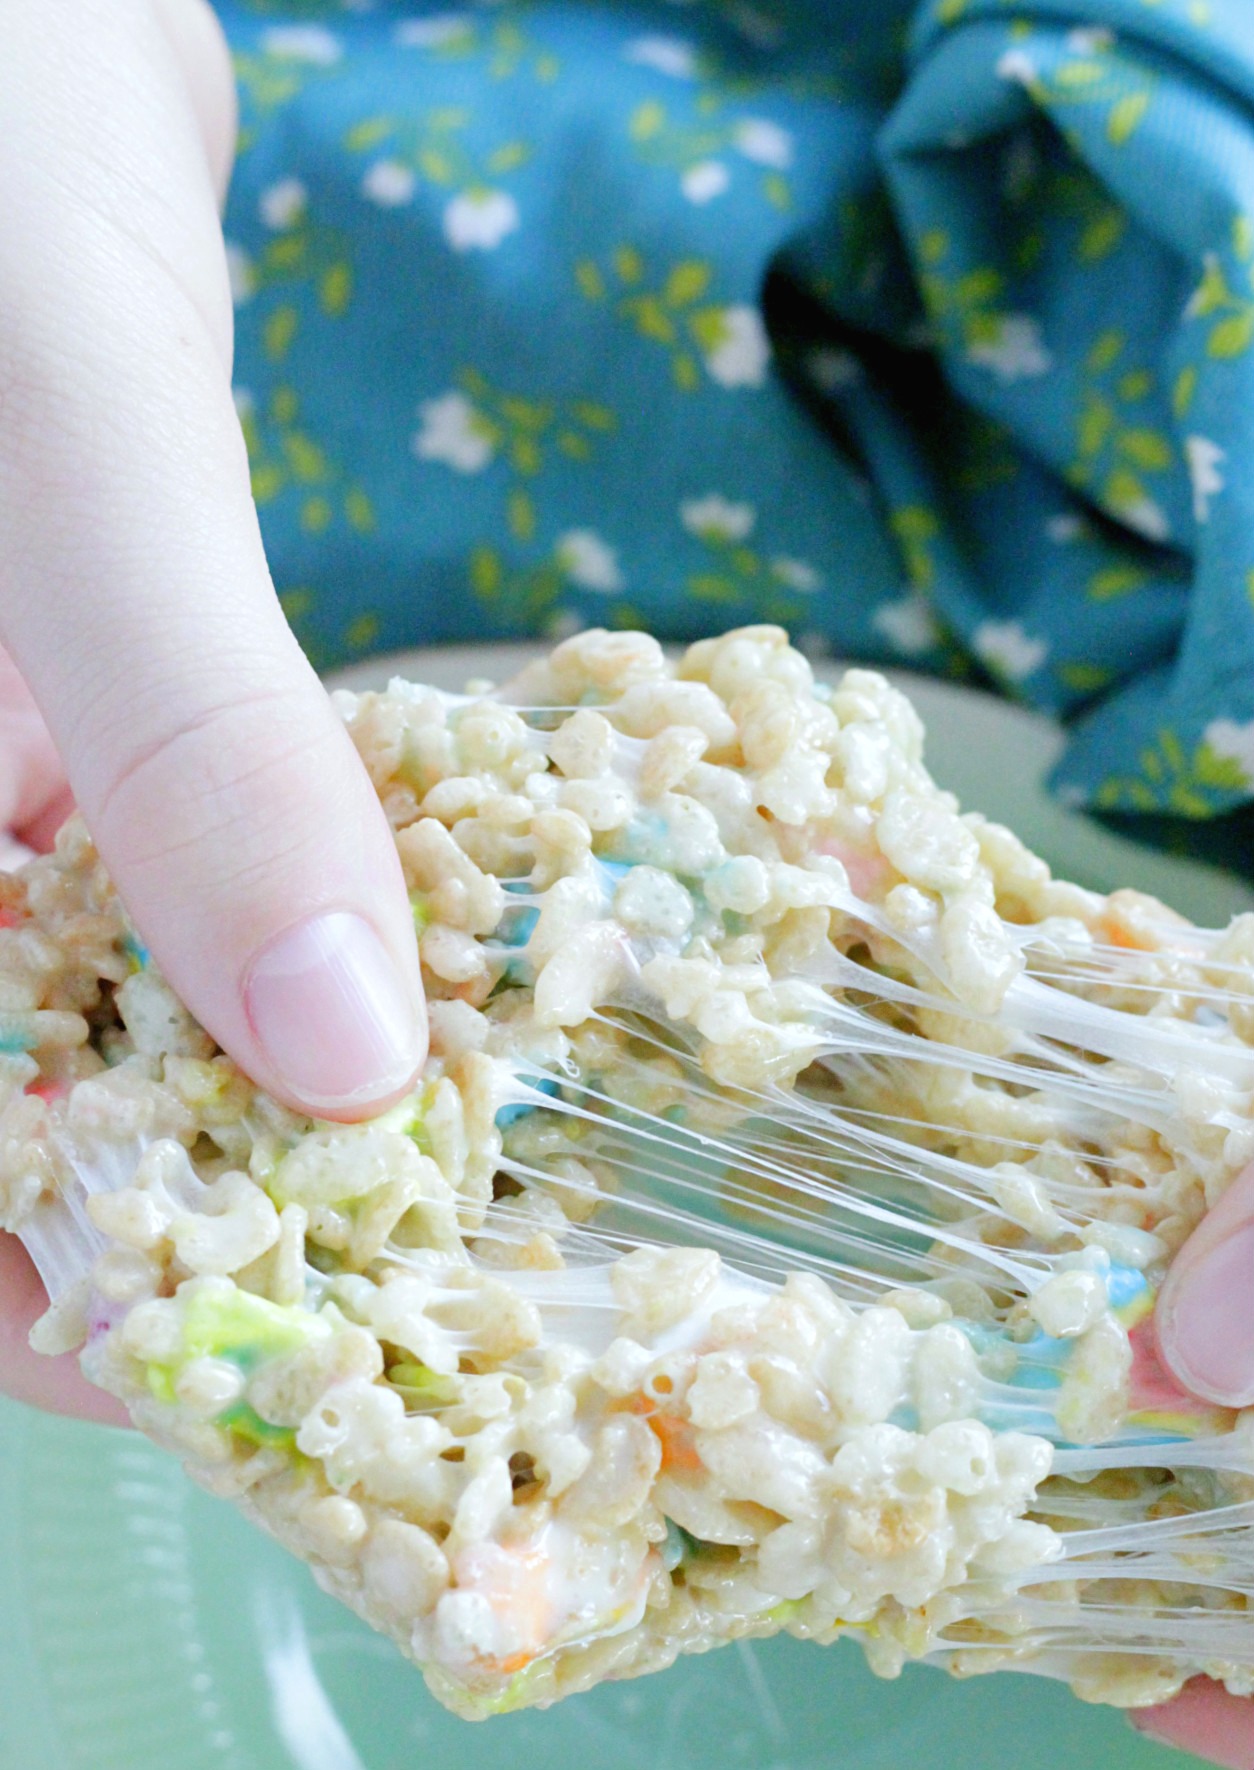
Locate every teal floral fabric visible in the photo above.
<box><xmin>217</xmin><ymin>0</ymin><xmax>1254</xmax><ymax>824</ymax></box>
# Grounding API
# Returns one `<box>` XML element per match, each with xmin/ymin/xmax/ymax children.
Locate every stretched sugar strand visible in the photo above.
<box><xmin>4</xmin><ymin>625</ymin><xmax>1254</xmax><ymax>1718</ymax></box>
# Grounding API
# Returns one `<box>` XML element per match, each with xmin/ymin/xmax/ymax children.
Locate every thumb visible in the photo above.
<box><xmin>0</xmin><ymin>0</ymin><xmax>425</xmax><ymax>1121</ymax></box>
<box><xmin>38</xmin><ymin>609</ymin><xmax>427</xmax><ymax>1124</ymax></box>
<box><xmin>1132</xmin><ymin>1679</ymin><xmax>1254</xmax><ymax>1768</ymax></box>
<box><xmin>3</xmin><ymin>515</ymin><xmax>427</xmax><ymax>1120</ymax></box>
<box><xmin>1155</xmin><ymin>1162</ymin><xmax>1254</xmax><ymax>1408</ymax></box>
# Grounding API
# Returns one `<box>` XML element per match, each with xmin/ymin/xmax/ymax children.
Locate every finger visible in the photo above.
<box><xmin>1132</xmin><ymin>1679</ymin><xmax>1254</xmax><ymax>1769</ymax></box>
<box><xmin>0</xmin><ymin>644</ymin><xmax>72</xmax><ymax>842</ymax></box>
<box><xmin>150</xmin><ymin>0</ymin><xmax>239</xmax><ymax>208</ymax></box>
<box><xmin>19</xmin><ymin>783</ymin><xmax>76</xmax><ymax>855</ymax></box>
<box><xmin>1156</xmin><ymin>1162</ymin><xmax>1254</xmax><ymax>1407</ymax></box>
<box><xmin>0</xmin><ymin>1232</ymin><xmax>129</xmax><ymax>1427</ymax></box>
<box><xmin>0</xmin><ymin>1</ymin><xmax>426</xmax><ymax>1122</ymax></box>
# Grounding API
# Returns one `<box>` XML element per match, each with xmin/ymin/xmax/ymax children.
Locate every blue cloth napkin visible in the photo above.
<box><xmin>215</xmin><ymin>0</ymin><xmax>1254</xmax><ymax>828</ymax></box>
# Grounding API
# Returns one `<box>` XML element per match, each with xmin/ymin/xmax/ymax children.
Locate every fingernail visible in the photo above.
<box><xmin>245</xmin><ymin>912</ymin><xmax>421</xmax><ymax>1111</ymax></box>
<box><xmin>1158</xmin><ymin>1220</ymin><xmax>1254</xmax><ymax>1407</ymax></box>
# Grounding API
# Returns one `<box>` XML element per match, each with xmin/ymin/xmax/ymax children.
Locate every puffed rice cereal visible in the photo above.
<box><xmin>5</xmin><ymin>626</ymin><xmax>1254</xmax><ymax>1718</ymax></box>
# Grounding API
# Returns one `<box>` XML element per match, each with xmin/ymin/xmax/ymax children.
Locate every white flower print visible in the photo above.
<box><xmin>362</xmin><ymin>160</ymin><xmax>418</xmax><ymax>208</ymax></box>
<box><xmin>232</xmin><ymin>386</ymin><xmax>256</xmax><ymax>422</ymax></box>
<box><xmin>872</xmin><ymin>595</ymin><xmax>940</xmax><ymax>657</ymax></box>
<box><xmin>1046</xmin><ymin>512</ymin><xmax>1084</xmax><ymax>543</ymax></box>
<box><xmin>394</xmin><ymin>14</ymin><xmax>472</xmax><ymax>49</ymax></box>
<box><xmin>1185</xmin><ymin>435</ymin><xmax>1226</xmax><ymax>523</ymax></box>
<box><xmin>996</xmin><ymin>48</ymin><xmax>1038</xmax><ymax>87</ymax></box>
<box><xmin>733</xmin><ymin>118</ymin><xmax>793</xmax><ymax>169</ymax></box>
<box><xmin>1119</xmin><ymin>497</ymin><xmax>1169</xmax><ymax>542</ymax></box>
<box><xmin>262</xmin><ymin>25</ymin><xmax>343</xmax><ymax>65</ymax></box>
<box><xmin>556</xmin><ymin>531</ymin><xmax>624</xmax><ymax>594</ymax></box>
<box><xmin>1186</xmin><ymin>253</ymin><xmax>1223</xmax><ymax>319</ymax></box>
<box><xmin>681</xmin><ymin>495</ymin><xmax>756</xmax><ymax>542</ymax></box>
<box><xmin>701</xmin><ymin>304</ymin><xmax>771</xmax><ymax>388</ymax></box>
<box><xmin>443</xmin><ymin>190</ymin><xmax>520</xmax><ymax>252</ymax></box>
<box><xmin>412</xmin><ymin>393</ymin><xmax>497</xmax><ymax>473</ymax></box>
<box><xmin>770</xmin><ymin>556</ymin><xmax>821</xmax><ymax>593</ymax></box>
<box><xmin>1065</xmin><ymin>27</ymin><xmax>1114</xmax><ymax>54</ymax></box>
<box><xmin>545</xmin><ymin>607</ymin><xmax>587</xmax><ymax>642</ymax></box>
<box><xmin>259</xmin><ymin>178</ymin><xmax>308</xmax><ymax>230</ymax></box>
<box><xmin>966</xmin><ymin>314</ymin><xmax>1052</xmax><ymax>382</ymax></box>
<box><xmin>225</xmin><ymin>241</ymin><xmax>255</xmax><ymax>306</ymax></box>
<box><xmin>973</xmin><ymin>620</ymin><xmax>1048</xmax><ymax>681</ymax></box>
<box><xmin>682</xmin><ymin>161</ymin><xmax>731</xmax><ymax>204</ymax></box>
<box><xmin>625</xmin><ymin>36</ymin><xmax>698</xmax><ymax>79</ymax></box>
<box><xmin>1204</xmin><ymin>718</ymin><xmax>1254</xmax><ymax>785</ymax></box>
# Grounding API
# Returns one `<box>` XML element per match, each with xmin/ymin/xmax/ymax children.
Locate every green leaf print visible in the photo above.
<box><xmin>630</xmin><ymin>100</ymin><xmax>666</xmax><ymax>141</ymax></box>
<box><xmin>665</xmin><ymin>261</ymin><xmax>713</xmax><ymax>307</ymax></box>
<box><xmin>1056</xmin><ymin>60</ymin><xmax>1105</xmax><ymax>89</ymax></box>
<box><xmin>1107</xmin><ymin>91</ymin><xmax>1150</xmax><ymax>144</ymax></box>
<box><xmin>487</xmin><ymin>142</ymin><xmax>531</xmax><ymax>175</ymax></box>
<box><xmin>1104</xmin><ymin>466</ymin><xmax>1150</xmax><ymax>514</ymax></box>
<box><xmin>1194</xmin><ymin>742</ymin><xmax>1251</xmax><ymax>792</ymax></box>
<box><xmin>1086</xmin><ymin>330</ymin><xmax>1125</xmax><ymax>373</ymax></box>
<box><xmin>344</xmin><ymin>613</ymin><xmax>380</xmax><ymax>652</ymax></box>
<box><xmin>1057</xmin><ymin>663</ymin><xmax>1112</xmax><ymax>694</ymax></box>
<box><xmin>1079</xmin><ymin>208</ymin><xmax>1126</xmax><ymax>262</ymax></box>
<box><xmin>242</xmin><ymin>385</ymin><xmax>375</xmax><ymax>545</ymax></box>
<box><xmin>1172</xmin><ymin>366</ymin><xmax>1198</xmax><ymax>417</ymax></box>
<box><xmin>1191</xmin><ymin>257</ymin><xmax>1230</xmax><ymax>316</ymax></box>
<box><xmin>1069</xmin><ymin>329</ymin><xmax>1173</xmax><ymax>530</ymax></box>
<box><xmin>575</xmin><ymin>261</ymin><xmax>606</xmax><ymax>301</ymax></box>
<box><xmin>319</xmin><ymin>262</ymin><xmax>353</xmax><ymax>318</ymax></box>
<box><xmin>889</xmin><ymin>506</ymin><xmax>939</xmax><ymax>591</ymax></box>
<box><xmin>1118</xmin><ymin>428</ymin><xmax>1172</xmax><ymax>471</ymax></box>
<box><xmin>689</xmin><ymin>574</ymin><xmax>740</xmax><ymax>604</ymax></box>
<box><xmin>575</xmin><ymin>247</ymin><xmax>758</xmax><ymax>391</ymax></box>
<box><xmin>1077</xmin><ymin>396</ymin><xmax>1115</xmax><ymax>459</ymax></box>
<box><xmin>1096</xmin><ymin>729</ymin><xmax>1248</xmax><ymax>815</ymax></box>
<box><xmin>264</xmin><ymin>305</ymin><xmax>299</xmax><ymax>362</ymax></box>
<box><xmin>508</xmin><ymin>489</ymin><xmax>537</xmax><ymax>540</ymax></box>
<box><xmin>1207</xmin><ymin>309</ymin><xmax>1254</xmax><ymax>358</ymax></box>
<box><xmin>763</xmin><ymin>174</ymin><xmax>792</xmax><ymax>211</ymax></box>
<box><xmin>344</xmin><ymin>117</ymin><xmax>393</xmax><ymax>153</ymax></box>
<box><xmin>470</xmin><ymin>547</ymin><xmax>502</xmax><ymax>600</ymax></box>
<box><xmin>955</xmin><ymin>267</ymin><xmax>1004</xmax><ymax>305</ymax></box>
<box><xmin>344</xmin><ymin>489</ymin><xmax>375</xmax><ymax>533</ymax></box>
<box><xmin>418</xmin><ymin>147</ymin><xmax>457</xmax><ymax>185</ymax></box>
<box><xmin>1087</xmin><ymin>565</ymin><xmax>1146</xmax><ymax>602</ymax></box>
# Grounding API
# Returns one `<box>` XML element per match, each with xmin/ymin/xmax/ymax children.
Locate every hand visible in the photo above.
<box><xmin>1132</xmin><ymin>1682</ymin><xmax>1254</xmax><ymax>1768</ymax></box>
<box><xmin>1127</xmin><ymin>1163</ymin><xmax>1254</xmax><ymax>1765</ymax></box>
<box><xmin>0</xmin><ymin>0</ymin><xmax>426</xmax><ymax>1424</ymax></box>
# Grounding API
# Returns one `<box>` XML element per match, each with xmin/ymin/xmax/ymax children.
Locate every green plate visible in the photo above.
<box><xmin>3</xmin><ymin>647</ymin><xmax>1236</xmax><ymax>1770</ymax></box>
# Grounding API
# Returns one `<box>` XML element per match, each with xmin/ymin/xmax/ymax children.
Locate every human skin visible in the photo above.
<box><xmin>0</xmin><ymin>0</ymin><xmax>426</xmax><ymax>1420</ymax></box>
<box><xmin>1130</xmin><ymin>1163</ymin><xmax>1254</xmax><ymax>1763</ymax></box>
<box><xmin>0</xmin><ymin>2</ymin><xmax>1249</xmax><ymax>1756</ymax></box>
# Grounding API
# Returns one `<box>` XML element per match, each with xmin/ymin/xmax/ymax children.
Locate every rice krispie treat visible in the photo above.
<box><xmin>3</xmin><ymin>626</ymin><xmax>1253</xmax><ymax>1717</ymax></box>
